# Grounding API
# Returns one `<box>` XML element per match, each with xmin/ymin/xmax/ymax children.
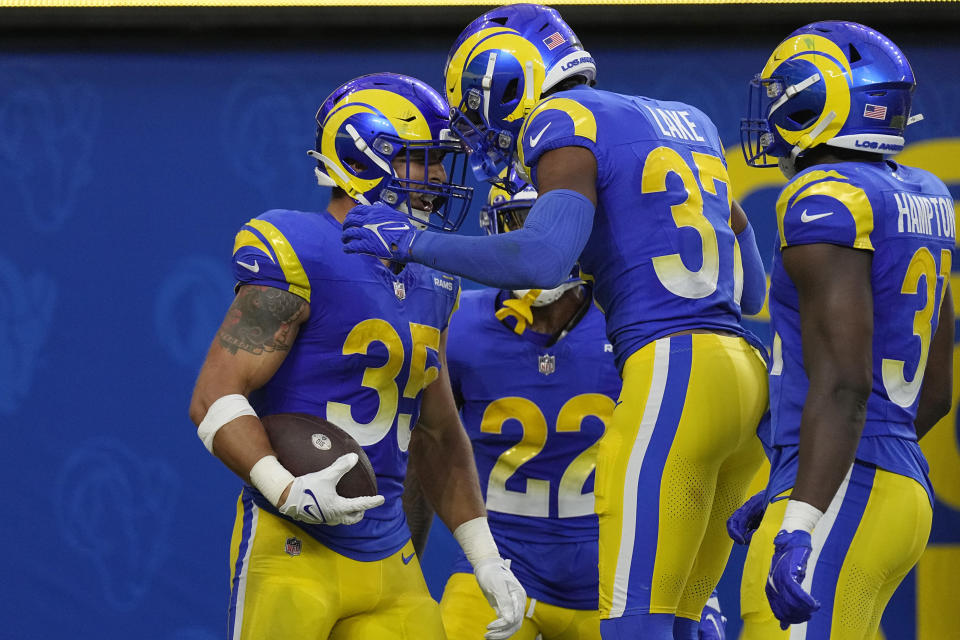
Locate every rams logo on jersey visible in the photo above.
<box><xmin>433</xmin><ymin>276</ymin><xmax>455</xmax><ymax>291</ymax></box>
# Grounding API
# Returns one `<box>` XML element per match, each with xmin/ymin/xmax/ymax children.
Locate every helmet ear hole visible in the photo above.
<box><xmin>787</xmin><ymin>109</ymin><xmax>817</xmax><ymax>127</ymax></box>
<box><xmin>848</xmin><ymin>43</ymin><xmax>862</xmax><ymax>63</ymax></box>
<box><xmin>501</xmin><ymin>78</ymin><xmax>519</xmax><ymax>105</ymax></box>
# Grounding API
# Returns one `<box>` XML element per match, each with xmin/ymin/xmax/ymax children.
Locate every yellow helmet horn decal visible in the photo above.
<box><xmin>764</xmin><ymin>34</ymin><xmax>852</xmax><ymax>152</ymax></box>
<box><xmin>319</xmin><ymin>103</ymin><xmax>381</xmax><ymax>199</ymax></box>
<box><xmin>446</xmin><ymin>26</ymin><xmax>514</xmax><ymax>109</ymax></box>
<box><xmin>446</xmin><ymin>28</ymin><xmax>545</xmax><ymax>124</ymax></box>
<box><xmin>347</xmin><ymin>89</ymin><xmax>432</xmax><ymax>141</ymax></box>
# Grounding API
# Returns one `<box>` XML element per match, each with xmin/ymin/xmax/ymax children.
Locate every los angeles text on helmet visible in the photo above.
<box><xmin>853</xmin><ymin>140</ymin><xmax>903</xmax><ymax>152</ymax></box>
<box><xmin>560</xmin><ymin>56</ymin><xmax>594</xmax><ymax>73</ymax></box>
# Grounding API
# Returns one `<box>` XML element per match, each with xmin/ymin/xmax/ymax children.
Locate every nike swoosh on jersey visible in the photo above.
<box><xmin>529</xmin><ymin>122</ymin><xmax>552</xmax><ymax>148</ymax></box>
<box><xmin>800</xmin><ymin>209</ymin><xmax>834</xmax><ymax>223</ymax></box>
<box><xmin>401</xmin><ymin>552</ymin><xmax>415</xmax><ymax>565</ymax></box>
<box><xmin>236</xmin><ymin>259</ymin><xmax>260</xmax><ymax>273</ymax></box>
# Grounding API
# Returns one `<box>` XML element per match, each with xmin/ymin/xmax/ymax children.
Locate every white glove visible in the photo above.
<box><xmin>278</xmin><ymin>453</ymin><xmax>384</xmax><ymax>526</ymax></box>
<box><xmin>475</xmin><ymin>557</ymin><xmax>527</xmax><ymax>640</ymax></box>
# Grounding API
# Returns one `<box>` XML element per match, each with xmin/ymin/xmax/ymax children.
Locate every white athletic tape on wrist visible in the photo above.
<box><xmin>781</xmin><ymin>499</ymin><xmax>824</xmax><ymax>534</ymax></box>
<box><xmin>453</xmin><ymin>516</ymin><xmax>501</xmax><ymax>568</ymax></box>
<box><xmin>249</xmin><ymin>455</ymin><xmax>295</xmax><ymax>508</ymax></box>
<box><xmin>197</xmin><ymin>394</ymin><xmax>257</xmax><ymax>454</ymax></box>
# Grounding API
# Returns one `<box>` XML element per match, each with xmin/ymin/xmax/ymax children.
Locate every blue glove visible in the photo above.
<box><xmin>699</xmin><ymin>590</ymin><xmax>727</xmax><ymax>639</ymax></box>
<box><xmin>727</xmin><ymin>491</ymin><xmax>766</xmax><ymax>544</ymax></box>
<box><xmin>342</xmin><ymin>203</ymin><xmax>421</xmax><ymax>263</ymax></box>
<box><xmin>766</xmin><ymin>530</ymin><xmax>821</xmax><ymax>629</ymax></box>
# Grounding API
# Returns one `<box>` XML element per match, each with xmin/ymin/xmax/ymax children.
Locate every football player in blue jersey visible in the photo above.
<box><xmin>429</xmin><ymin>180</ymin><xmax>729</xmax><ymax>640</ymax></box>
<box><xmin>439</xmin><ymin>178</ymin><xmax>620</xmax><ymax>640</ymax></box>
<box><xmin>731</xmin><ymin>21</ymin><xmax>955</xmax><ymax>638</ymax></box>
<box><xmin>188</xmin><ymin>72</ymin><xmax>526</xmax><ymax>640</ymax></box>
<box><xmin>341</xmin><ymin>5</ymin><xmax>768</xmax><ymax>640</ymax></box>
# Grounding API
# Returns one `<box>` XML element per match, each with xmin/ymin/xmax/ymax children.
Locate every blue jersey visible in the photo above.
<box><xmin>517</xmin><ymin>85</ymin><xmax>759</xmax><ymax>370</ymax></box>
<box><xmin>767</xmin><ymin>161</ymin><xmax>955</xmax><ymax>500</ymax></box>
<box><xmin>446</xmin><ymin>288</ymin><xmax>622</xmax><ymax>609</ymax></box>
<box><xmin>232</xmin><ymin>209</ymin><xmax>460</xmax><ymax>561</ymax></box>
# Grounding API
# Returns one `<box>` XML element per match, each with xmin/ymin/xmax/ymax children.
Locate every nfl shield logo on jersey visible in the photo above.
<box><xmin>538</xmin><ymin>354</ymin><xmax>556</xmax><ymax>375</ymax></box>
<box><xmin>285</xmin><ymin>537</ymin><xmax>302</xmax><ymax>557</ymax></box>
<box><xmin>393</xmin><ymin>281</ymin><xmax>406</xmax><ymax>300</ymax></box>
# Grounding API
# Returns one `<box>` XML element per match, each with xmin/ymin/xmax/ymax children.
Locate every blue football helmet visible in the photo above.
<box><xmin>480</xmin><ymin>173</ymin><xmax>582</xmax><ymax>309</ymax></box>
<box><xmin>310</xmin><ymin>72</ymin><xmax>473</xmax><ymax>232</ymax></box>
<box><xmin>443</xmin><ymin>3</ymin><xmax>596</xmax><ymax>185</ymax></box>
<box><xmin>479</xmin><ymin>168</ymin><xmax>537</xmax><ymax>235</ymax></box>
<box><xmin>741</xmin><ymin>21</ymin><xmax>918</xmax><ymax>175</ymax></box>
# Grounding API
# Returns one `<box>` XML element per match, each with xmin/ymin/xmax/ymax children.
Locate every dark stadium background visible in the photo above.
<box><xmin>0</xmin><ymin>3</ymin><xmax>957</xmax><ymax>638</ymax></box>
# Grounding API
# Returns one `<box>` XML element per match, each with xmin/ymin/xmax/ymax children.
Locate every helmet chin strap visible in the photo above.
<box><xmin>768</xmin><ymin>73</ymin><xmax>821</xmax><ymax>115</ymax></box>
<box><xmin>524</xmin><ymin>60</ymin><xmax>535</xmax><ymax>103</ymax></box>
<box><xmin>308</xmin><ymin>150</ymin><xmax>371</xmax><ymax>205</ymax></box>
<box><xmin>789</xmin><ymin>110</ymin><xmax>837</xmax><ymax>162</ymax></box>
<box><xmin>345</xmin><ymin>123</ymin><xmax>393</xmax><ymax>175</ymax></box>
<box><xmin>482</xmin><ymin>52</ymin><xmax>498</xmax><ymax>127</ymax></box>
<box><xmin>496</xmin><ymin>282</ymin><xmax>586</xmax><ymax>338</ymax></box>
<box><xmin>495</xmin><ymin>289</ymin><xmax>540</xmax><ymax>335</ymax></box>
<box><xmin>780</xmin><ymin>110</ymin><xmax>838</xmax><ymax>179</ymax></box>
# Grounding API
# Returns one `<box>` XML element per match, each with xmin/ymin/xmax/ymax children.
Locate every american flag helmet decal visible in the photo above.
<box><xmin>863</xmin><ymin>103</ymin><xmax>888</xmax><ymax>120</ymax></box>
<box><xmin>542</xmin><ymin>32</ymin><xmax>566</xmax><ymax>50</ymax></box>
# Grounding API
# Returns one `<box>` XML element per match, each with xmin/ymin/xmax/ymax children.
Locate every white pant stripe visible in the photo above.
<box><xmin>231</xmin><ymin>501</ymin><xmax>260</xmax><ymax>640</ymax></box>
<box><xmin>609</xmin><ymin>338</ymin><xmax>672</xmax><ymax>618</ymax></box>
<box><xmin>789</xmin><ymin>465</ymin><xmax>853</xmax><ymax>640</ymax></box>
<box><xmin>526</xmin><ymin>598</ymin><xmax>537</xmax><ymax>619</ymax></box>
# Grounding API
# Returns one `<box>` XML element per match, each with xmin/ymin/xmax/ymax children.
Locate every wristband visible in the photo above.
<box><xmin>781</xmin><ymin>499</ymin><xmax>824</xmax><ymax>535</ymax></box>
<box><xmin>248</xmin><ymin>455</ymin><xmax>295</xmax><ymax>508</ymax></box>
<box><xmin>197</xmin><ymin>394</ymin><xmax>257</xmax><ymax>454</ymax></box>
<box><xmin>453</xmin><ymin>516</ymin><xmax>500</xmax><ymax>567</ymax></box>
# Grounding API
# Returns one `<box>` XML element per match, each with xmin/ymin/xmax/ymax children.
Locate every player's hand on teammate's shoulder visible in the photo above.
<box><xmin>726</xmin><ymin>490</ymin><xmax>766</xmax><ymax>545</ymax></box>
<box><xmin>342</xmin><ymin>202</ymin><xmax>421</xmax><ymax>262</ymax></box>
<box><xmin>279</xmin><ymin>453</ymin><xmax>385</xmax><ymax>526</ymax></box>
<box><xmin>473</xmin><ymin>556</ymin><xmax>527</xmax><ymax>640</ymax></box>
<box><xmin>766</xmin><ymin>529</ymin><xmax>821</xmax><ymax>629</ymax></box>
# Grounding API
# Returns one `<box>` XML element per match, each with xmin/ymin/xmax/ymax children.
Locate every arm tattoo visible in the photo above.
<box><xmin>218</xmin><ymin>285</ymin><xmax>308</xmax><ymax>355</ymax></box>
